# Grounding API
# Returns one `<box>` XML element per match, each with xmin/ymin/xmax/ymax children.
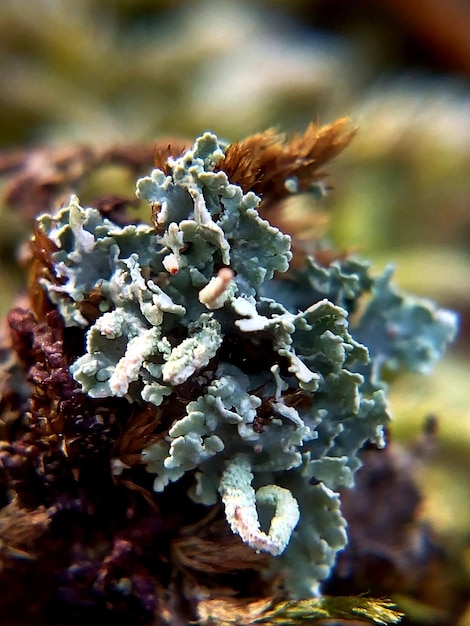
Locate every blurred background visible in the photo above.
<box><xmin>0</xmin><ymin>0</ymin><xmax>469</xmax><ymax>621</ymax></box>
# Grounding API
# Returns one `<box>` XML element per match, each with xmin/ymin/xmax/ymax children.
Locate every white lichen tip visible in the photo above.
<box><xmin>161</xmin><ymin>315</ymin><xmax>222</xmax><ymax>385</ymax></box>
<box><xmin>108</xmin><ymin>329</ymin><xmax>159</xmax><ymax>396</ymax></box>
<box><xmin>198</xmin><ymin>268</ymin><xmax>235</xmax><ymax>309</ymax></box>
<box><xmin>162</xmin><ymin>253</ymin><xmax>180</xmax><ymax>275</ymax></box>
<box><xmin>219</xmin><ymin>455</ymin><xmax>300</xmax><ymax>556</ymax></box>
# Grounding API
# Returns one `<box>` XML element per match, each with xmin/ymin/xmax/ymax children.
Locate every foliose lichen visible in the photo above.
<box><xmin>34</xmin><ymin>131</ymin><xmax>457</xmax><ymax>598</ymax></box>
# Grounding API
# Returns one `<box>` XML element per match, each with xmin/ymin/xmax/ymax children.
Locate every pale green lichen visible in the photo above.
<box><xmin>38</xmin><ymin>195</ymin><xmax>162</xmax><ymax>327</ymax></box>
<box><xmin>36</xmin><ymin>131</ymin><xmax>458</xmax><ymax>598</ymax></box>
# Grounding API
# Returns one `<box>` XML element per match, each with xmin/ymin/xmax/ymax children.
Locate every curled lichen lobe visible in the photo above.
<box><xmin>219</xmin><ymin>455</ymin><xmax>300</xmax><ymax>556</ymax></box>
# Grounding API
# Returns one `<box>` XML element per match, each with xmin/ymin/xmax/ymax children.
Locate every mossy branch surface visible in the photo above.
<box><xmin>197</xmin><ymin>595</ymin><xmax>404</xmax><ymax>625</ymax></box>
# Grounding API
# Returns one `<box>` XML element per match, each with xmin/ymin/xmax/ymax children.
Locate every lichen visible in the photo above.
<box><xmin>33</xmin><ymin>129</ymin><xmax>457</xmax><ymax>599</ymax></box>
<box><xmin>218</xmin><ymin>455</ymin><xmax>300</xmax><ymax>557</ymax></box>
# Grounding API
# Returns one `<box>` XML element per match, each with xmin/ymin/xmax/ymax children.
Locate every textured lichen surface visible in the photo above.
<box><xmin>35</xmin><ymin>131</ymin><xmax>457</xmax><ymax>598</ymax></box>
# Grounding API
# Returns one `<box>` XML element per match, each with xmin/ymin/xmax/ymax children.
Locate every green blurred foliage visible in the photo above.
<box><xmin>0</xmin><ymin>0</ymin><xmax>469</xmax><ymax>619</ymax></box>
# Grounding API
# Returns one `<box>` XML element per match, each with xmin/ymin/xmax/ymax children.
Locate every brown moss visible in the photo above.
<box><xmin>0</xmin><ymin>499</ymin><xmax>50</xmax><ymax>569</ymax></box>
<box><xmin>219</xmin><ymin>118</ymin><xmax>356</xmax><ymax>209</ymax></box>
<box><xmin>114</xmin><ymin>405</ymin><xmax>163</xmax><ymax>468</ymax></box>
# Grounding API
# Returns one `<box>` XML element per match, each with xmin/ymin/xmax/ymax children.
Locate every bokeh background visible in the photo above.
<box><xmin>0</xmin><ymin>0</ymin><xmax>469</xmax><ymax>621</ymax></box>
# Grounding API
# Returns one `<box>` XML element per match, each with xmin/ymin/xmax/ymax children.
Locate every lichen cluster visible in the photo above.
<box><xmin>28</xmin><ymin>131</ymin><xmax>457</xmax><ymax>598</ymax></box>
<box><xmin>0</xmin><ymin>121</ymin><xmax>457</xmax><ymax>624</ymax></box>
